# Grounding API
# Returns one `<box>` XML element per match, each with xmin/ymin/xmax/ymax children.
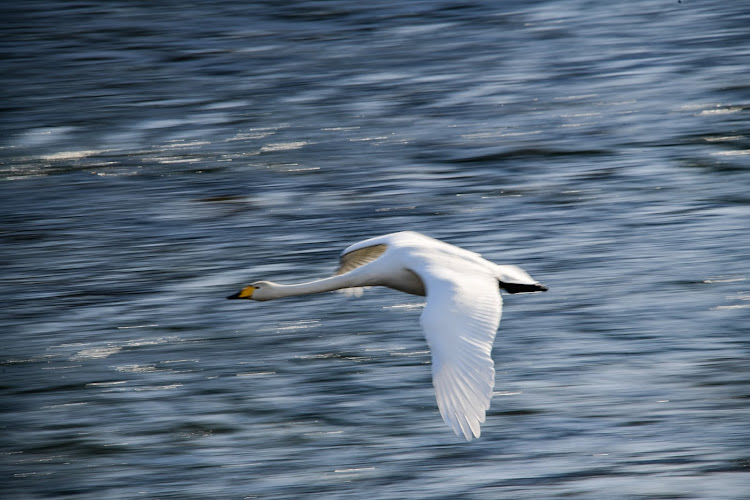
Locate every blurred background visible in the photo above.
<box><xmin>2</xmin><ymin>1</ymin><xmax>749</xmax><ymax>498</ymax></box>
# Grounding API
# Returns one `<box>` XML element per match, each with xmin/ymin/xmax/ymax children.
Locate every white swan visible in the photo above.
<box><xmin>228</xmin><ymin>231</ymin><xmax>547</xmax><ymax>440</ymax></box>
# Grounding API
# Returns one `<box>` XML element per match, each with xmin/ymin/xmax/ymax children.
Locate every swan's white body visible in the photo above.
<box><xmin>228</xmin><ymin>231</ymin><xmax>546</xmax><ymax>440</ymax></box>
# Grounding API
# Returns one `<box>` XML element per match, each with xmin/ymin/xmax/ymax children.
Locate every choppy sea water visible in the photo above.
<box><xmin>2</xmin><ymin>1</ymin><xmax>749</xmax><ymax>498</ymax></box>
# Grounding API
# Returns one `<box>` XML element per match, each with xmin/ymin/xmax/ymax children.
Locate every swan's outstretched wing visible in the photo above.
<box><xmin>335</xmin><ymin>244</ymin><xmax>387</xmax><ymax>276</ymax></box>
<box><xmin>418</xmin><ymin>268</ymin><xmax>502</xmax><ymax>440</ymax></box>
<box><xmin>333</xmin><ymin>243</ymin><xmax>388</xmax><ymax>297</ymax></box>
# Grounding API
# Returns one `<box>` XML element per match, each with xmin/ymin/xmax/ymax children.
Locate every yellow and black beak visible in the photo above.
<box><xmin>227</xmin><ymin>285</ymin><xmax>255</xmax><ymax>300</ymax></box>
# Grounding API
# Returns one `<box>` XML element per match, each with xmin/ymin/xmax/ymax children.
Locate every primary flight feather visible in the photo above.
<box><xmin>228</xmin><ymin>231</ymin><xmax>547</xmax><ymax>440</ymax></box>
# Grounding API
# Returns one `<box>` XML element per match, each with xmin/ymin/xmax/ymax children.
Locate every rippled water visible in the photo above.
<box><xmin>2</xmin><ymin>1</ymin><xmax>749</xmax><ymax>498</ymax></box>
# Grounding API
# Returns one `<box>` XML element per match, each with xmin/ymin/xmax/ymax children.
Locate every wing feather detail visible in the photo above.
<box><xmin>418</xmin><ymin>267</ymin><xmax>502</xmax><ymax>440</ymax></box>
<box><xmin>335</xmin><ymin>244</ymin><xmax>388</xmax><ymax>276</ymax></box>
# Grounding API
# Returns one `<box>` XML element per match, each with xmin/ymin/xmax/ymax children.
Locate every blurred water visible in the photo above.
<box><xmin>2</xmin><ymin>1</ymin><xmax>749</xmax><ymax>498</ymax></box>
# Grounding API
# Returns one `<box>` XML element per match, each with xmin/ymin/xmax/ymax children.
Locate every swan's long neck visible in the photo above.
<box><xmin>268</xmin><ymin>273</ymin><xmax>363</xmax><ymax>299</ymax></box>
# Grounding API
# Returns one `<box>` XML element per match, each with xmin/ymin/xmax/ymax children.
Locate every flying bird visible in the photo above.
<box><xmin>228</xmin><ymin>231</ymin><xmax>547</xmax><ymax>440</ymax></box>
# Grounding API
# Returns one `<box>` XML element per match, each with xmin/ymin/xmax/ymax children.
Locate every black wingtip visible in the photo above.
<box><xmin>499</xmin><ymin>282</ymin><xmax>548</xmax><ymax>294</ymax></box>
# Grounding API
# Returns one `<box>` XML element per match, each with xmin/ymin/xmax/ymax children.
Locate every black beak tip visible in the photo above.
<box><xmin>227</xmin><ymin>292</ymin><xmax>242</xmax><ymax>300</ymax></box>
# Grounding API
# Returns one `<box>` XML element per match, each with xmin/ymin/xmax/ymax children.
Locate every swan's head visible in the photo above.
<box><xmin>227</xmin><ymin>281</ymin><xmax>277</xmax><ymax>301</ymax></box>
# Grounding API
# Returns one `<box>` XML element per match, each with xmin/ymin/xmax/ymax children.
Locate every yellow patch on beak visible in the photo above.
<box><xmin>237</xmin><ymin>285</ymin><xmax>256</xmax><ymax>299</ymax></box>
<box><xmin>228</xmin><ymin>285</ymin><xmax>256</xmax><ymax>300</ymax></box>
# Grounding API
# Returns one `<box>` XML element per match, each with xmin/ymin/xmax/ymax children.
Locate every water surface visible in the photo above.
<box><xmin>2</xmin><ymin>1</ymin><xmax>749</xmax><ymax>498</ymax></box>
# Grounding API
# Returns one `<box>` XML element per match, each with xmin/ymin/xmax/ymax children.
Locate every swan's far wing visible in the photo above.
<box><xmin>334</xmin><ymin>243</ymin><xmax>388</xmax><ymax>297</ymax></box>
<box><xmin>335</xmin><ymin>244</ymin><xmax>387</xmax><ymax>275</ymax></box>
<box><xmin>418</xmin><ymin>268</ymin><xmax>502</xmax><ymax>440</ymax></box>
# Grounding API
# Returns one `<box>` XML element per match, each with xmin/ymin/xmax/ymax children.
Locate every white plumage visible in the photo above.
<box><xmin>228</xmin><ymin>231</ymin><xmax>546</xmax><ymax>440</ymax></box>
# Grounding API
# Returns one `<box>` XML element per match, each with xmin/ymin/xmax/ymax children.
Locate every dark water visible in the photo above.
<box><xmin>2</xmin><ymin>1</ymin><xmax>749</xmax><ymax>498</ymax></box>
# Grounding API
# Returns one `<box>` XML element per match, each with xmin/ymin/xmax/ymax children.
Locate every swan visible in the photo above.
<box><xmin>227</xmin><ymin>231</ymin><xmax>547</xmax><ymax>440</ymax></box>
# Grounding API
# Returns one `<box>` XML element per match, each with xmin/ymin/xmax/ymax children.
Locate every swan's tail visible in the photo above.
<box><xmin>495</xmin><ymin>265</ymin><xmax>548</xmax><ymax>294</ymax></box>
